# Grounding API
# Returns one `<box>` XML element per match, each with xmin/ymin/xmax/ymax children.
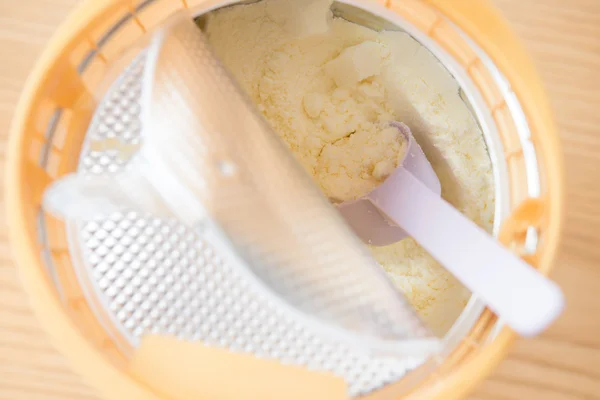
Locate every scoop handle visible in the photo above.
<box><xmin>370</xmin><ymin>168</ymin><xmax>564</xmax><ymax>337</ymax></box>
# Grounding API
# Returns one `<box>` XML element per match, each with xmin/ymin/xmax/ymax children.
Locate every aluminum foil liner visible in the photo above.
<box><xmin>43</xmin><ymin>13</ymin><xmax>439</xmax><ymax>396</ymax></box>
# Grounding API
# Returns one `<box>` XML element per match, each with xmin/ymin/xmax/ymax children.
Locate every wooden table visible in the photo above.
<box><xmin>1</xmin><ymin>0</ymin><xmax>599</xmax><ymax>399</ymax></box>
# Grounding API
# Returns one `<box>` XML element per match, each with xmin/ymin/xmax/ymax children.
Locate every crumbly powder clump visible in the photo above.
<box><xmin>205</xmin><ymin>0</ymin><xmax>495</xmax><ymax>335</ymax></box>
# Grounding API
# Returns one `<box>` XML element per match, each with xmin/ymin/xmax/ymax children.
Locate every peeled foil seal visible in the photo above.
<box><xmin>44</xmin><ymin>12</ymin><xmax>439</xmax><ymax>362</ymax></box>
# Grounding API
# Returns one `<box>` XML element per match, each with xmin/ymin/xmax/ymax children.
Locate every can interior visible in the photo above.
<box><xmin>27</xmin><ymin>0</ymin><xmax>547</xmax><ymax>395</ymax></box>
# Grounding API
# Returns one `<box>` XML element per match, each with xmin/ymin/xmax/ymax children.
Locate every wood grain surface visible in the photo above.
<box><xmin>1</xmin><ymin>0</ymin><xmax>599</xmax><ymax>399</ymax></box>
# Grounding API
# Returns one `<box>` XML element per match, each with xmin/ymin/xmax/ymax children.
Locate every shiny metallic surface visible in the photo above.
<box><xmin>67</xmin><ymin>15</ymin><xmax>436</xmax><ymax>397</ymax></box>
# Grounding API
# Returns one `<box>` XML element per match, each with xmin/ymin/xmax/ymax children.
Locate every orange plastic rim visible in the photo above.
<box><xmin>7</xmin><ymin>0</ymin><xmax>564</xmax><ymax>399</ymax></box>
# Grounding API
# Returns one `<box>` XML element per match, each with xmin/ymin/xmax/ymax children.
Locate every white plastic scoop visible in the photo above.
<box><xmin>338</xmin><ymin>122</ymin><xmax>564</xmax><ymax>337</ymax></box>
